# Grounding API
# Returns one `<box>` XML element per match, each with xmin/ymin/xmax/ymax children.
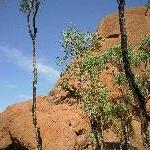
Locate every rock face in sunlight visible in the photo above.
<box><xmin>0</xmin><ymin>7</ymin><xmax>150</xmax><ymax>150</ymax></box>
<box><xmin>0</xmin><ymin>96</ymin><xmax>91</xmax><ymax>150</ymax></box>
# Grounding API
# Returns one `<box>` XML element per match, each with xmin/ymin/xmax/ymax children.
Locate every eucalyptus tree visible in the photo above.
<box><xmin>58</xmin><ymin>25</ymin><xmax>135</xmax><ymax>149</ymax></box>
<box><xmin>57</xmin><ymin>24</ymin><xmax>99</xmax><ymax>66</ymax></box>
<box><xmin>20</xmin><ymin>0</ymin><xmax>42</xmax><ymax>149</ymax></box>
<box><xmin>117</xmin><ymin>0</ymin><xmax>150</xmax><ymax>149</ymax></box>
<box><xmin>81</xmin><ymin>33</ymin><xmax>150</xmax><ymax>149</ymax></box>
<box><xmin>80</xmin><ymin>44</ymin><xmax>137</xmax><ymax>149</ymax></box>
<box><xmin>57</xmin><ymin>25</ymin><xmax>104</xmax><ymax>149</ymax></box>
<box><xmin>57</xmin><ymin>8</ymin><xmax>150</xmax><ymax>150</ymax></box>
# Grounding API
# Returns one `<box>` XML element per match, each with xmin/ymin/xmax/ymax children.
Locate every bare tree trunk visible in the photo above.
<box><xmin>117</xmin><ymin>0</ymin><xmax>150</xmax><ymax>149</ymax></box>
<box><xmin>99</xmin><ymin>118</ymin><xmax>104</xmax><ymax>150</ymax></box>
<box><xmin>90</xmin><ymin>117</ymin><xmax>104</xmax><ymax>150</ymax></box>
<box><xmin>26</xmin><ymin>1</ymin><xmax>42</xmax><ymax>149</ymax></box>
<box><xmin>120</xmin><ymin>136</ymin><xmax>124</xmax><ymax>150</ymax></box>
<box><xmin>91</xmin><ymin>119</ymin><xmax>100</xmax><ymax>150</ymax></box>
<box><xmin>145</xmin><ymin>8</ymin><xmax>149</xmax><ymax>16</ymax></box>
<box><xmin>121</xmin><ymin>119</ymin><xmax>129</xmax><ymax>150</ymax></box>
<box><xmin>32</xmin><ymin>39</ymin><xmax>42</xmax><ymax>150</ymax></box>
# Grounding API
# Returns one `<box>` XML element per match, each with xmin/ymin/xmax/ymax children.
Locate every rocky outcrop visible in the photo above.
<box><xmin>0</xmin><ymin>7</ymin><xmax>150</xmax><ymax>150</ymax></box>
<box><xmin>0</xmin><ymin>96</ymin><xmax>91</xmax><ymax>149</ymax></box>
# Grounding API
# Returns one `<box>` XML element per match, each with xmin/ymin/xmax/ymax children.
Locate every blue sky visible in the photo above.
<box><xmin>0</xmin><ymin>0</ymin><xmax>145</xmax><ymax>112</ymax></box>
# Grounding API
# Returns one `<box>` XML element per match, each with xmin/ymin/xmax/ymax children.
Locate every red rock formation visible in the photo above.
<box><xmin>0</xmin><ymin>7</ymin><xmax>150</xmax><ymax>150</ymax></box>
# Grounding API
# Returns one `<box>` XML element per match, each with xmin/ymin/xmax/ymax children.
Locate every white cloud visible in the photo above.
<box><xmin>0</xmin><ymin>46</ymin><xmax>60</xmax><ymax>80</ymax></box>
<box><xmin>4</xmin><ymin>83</ymin><xmax>16</xmax><ymax>89</ymax></box>
<box><xmin>17</xmin><ymin>94</ymin><xmax>31</xmax><ymax>100</ymax></box>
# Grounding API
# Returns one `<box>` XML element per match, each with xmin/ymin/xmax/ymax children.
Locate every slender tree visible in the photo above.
<box><xmin>58</xmin><ymin>25</ymin><xmax>135</xmax><ymax>149</ymax></box>
<box><xmin>117</xmin><ymin>0</ymin><xmax>150</xmax><ymax>149</ymax></box>
<box><xmin>20</xmin><ymin>0</ymin><xmax>42</xmax><ymax>149</ymax></box>
<box><xmin>57</xmin><ymin>26</ymin><xmax>103</xmax><ymax>149</ymax></box>
<box><xmin>145</xmin><ymin>0</ymin><xmax>150</xmax><ymax>16</ymax></box>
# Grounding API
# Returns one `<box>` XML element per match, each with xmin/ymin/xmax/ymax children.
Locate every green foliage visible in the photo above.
<box><xmin>105</xmin><ymin>101</ymin><xmax>128</xmax><ymax>122</ymax></box>
<box><xmin>131</xmin><ymin>36</ymin><xmax>150</xmax><ymax>66</ymax></box>
<box><xmin>83</xmin><ymin>86</ymin><xmax>109</xmax><ymax>118</ymax></box>
<box><xmin>83</xmin><ymin>82</ymin><xmax>130</xmax><ymax>138</ymax></box>
<box><xmin>135</xmin><ymin>75</ymin><xmax>150</xmax><ymax>98</ymax></box>
<box><xmin>20</xmin><ymin>0</ymin><xmax>30</xmax><ymax>13</ymax></box>
<box><xmin>103</xmin><ymin>99</ymin><xmax>134</xmax><ymax>139</ymax></box>
<box><xmin>80</xmin><ymin>54</ymin><xmax>107</xmax><ymax>74</ymax></box>
<box><xmin>113</xmin><ymin>71</ymin><xmax>135</xmax><ymax>104</ymax></box>
<box><xmin>60</xmin><ymin>79</ymin><xmax>77</xmax><ymax>95</ymax></box>
<box><xmin>58</xmin><ymin>25</ymin><xmax>150</xmax><ymax>144</ymax></box>
<box><xmin>80</xmin><ymin>35</ymin><xmax>150</xmax><ymax>141</ymax></box>
<box><xmin>81</xmin><ymin>35</ymin><xmax>150</xmax><ymax>73</ymax></box>
<box><xmin>80</xmin><ymin>44</ymin><xmax>134</xmax><ymax>74</ymax></box>
<box><xmin>139</xmin><ymin>35</ymin><xmax>150</xmax><ymax>62</ymax></box>
<box><xmin>20</xmin><ymin>0</ymin><xmax>41</xmax><ymax>14</ymax></box>
<box><xmin>112</xmin><ymin>69</ymin><xmax>150</xmax><ymax>108</ymax></box>
<box><xmin>57</xmin><ymin>24</ymin><xmax>101</xmax><ymax>65</ymax></box>
<box><xmin>113</xmin><ymin>71</ymin><xmax>127</xmax><ymax>86</ymax></box>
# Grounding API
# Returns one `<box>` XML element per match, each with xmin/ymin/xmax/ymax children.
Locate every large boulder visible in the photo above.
<box><xmin>0</xmin><ymin>7</ymin><xmax>150</xmax><ymax>150</ymax></box>
<box><xmin>0</xmin><ymin>96</ymin><xmax>91</xmax><ymax>149</ymax></box>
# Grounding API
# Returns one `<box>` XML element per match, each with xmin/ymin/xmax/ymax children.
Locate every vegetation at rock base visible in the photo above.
<box><xmin>57</xmin><ymin>20</ymin><xmax>150</xmax><ymax>149</ymax></box>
